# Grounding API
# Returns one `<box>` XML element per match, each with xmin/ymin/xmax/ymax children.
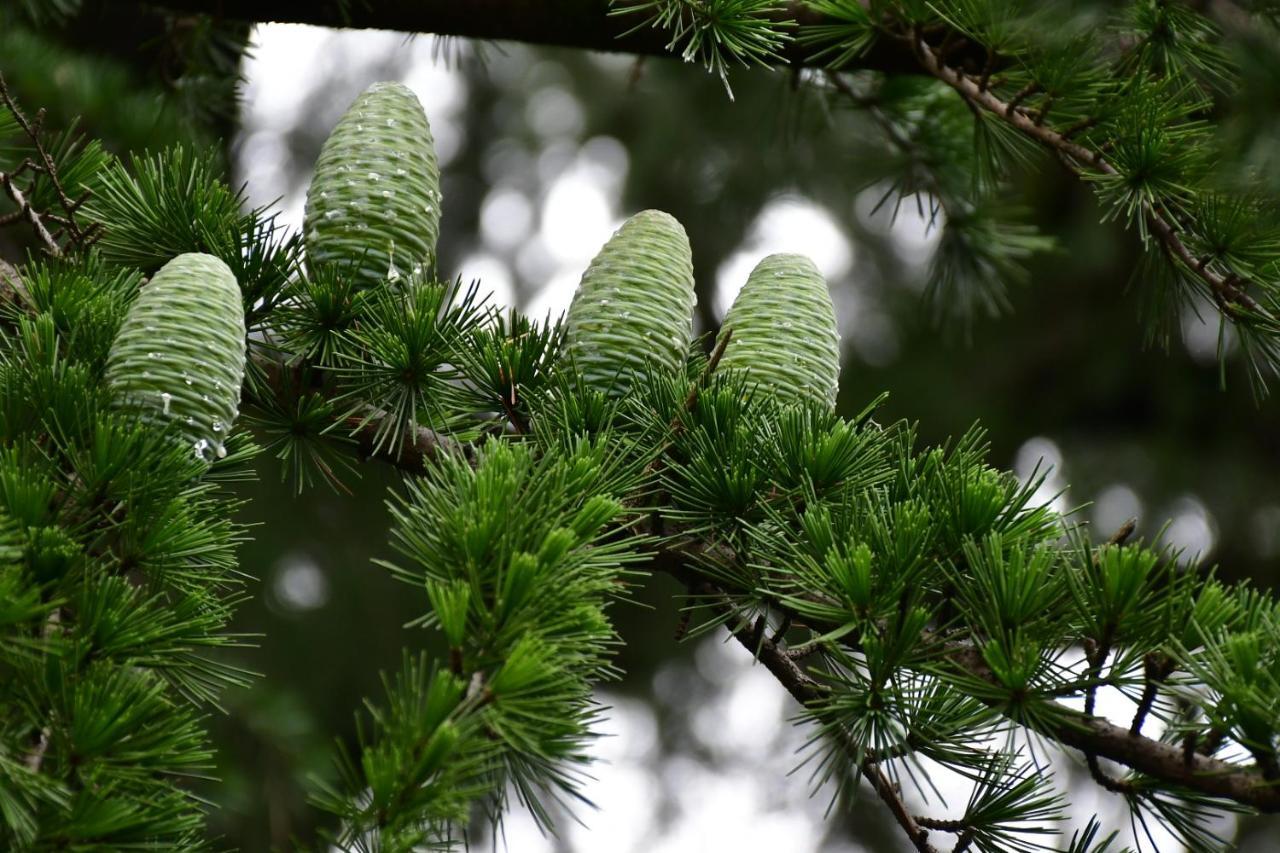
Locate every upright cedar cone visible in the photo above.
<box><xmin>563</xmin><ymin>210</ymin><xmax>696</xmax><ymax>394</ymax></box>
<box><xmin>304</xmin><ymin>81</ymin><xmax>442</xmax><ymax>288</ymax></box>
<box><xmin>105</xmin><ymin>253</ymin><xmax>247</xmax><ymax>461</ymax></box>
<box><xmin>718</xmin><ymin>253</ymin><xmax>839</xmax><ymax>408</ymax></box>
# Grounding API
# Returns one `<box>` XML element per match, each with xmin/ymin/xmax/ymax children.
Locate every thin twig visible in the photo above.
<box><xmin>0</xmin><ymin>74</ymin><xmax>93</xmax><ymax>247</ymax></box>
<box><xmin>1129</xmin><ymin>652</ymin><xmax>1170</xmax><ymax>736</ymax></box>
<box><xmin>24</xmin><ymin>610</ymin><xmax>61</xmax><ymax>773</ymax></box>
<box><xmin>707</xmin><ymin>582</ymin><xmax>938</xmax><ymax>852</ymax></box>
<box><xmin>0</xmin><ymin>169</ymin><xmax>61</xmax><ymax>256</ymax></box>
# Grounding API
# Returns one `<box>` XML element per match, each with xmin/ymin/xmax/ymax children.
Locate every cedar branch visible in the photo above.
<box><xmin>907</xmin><ymin>37</ymin><xmax>1268</xmax><ymax>321</ymax></box>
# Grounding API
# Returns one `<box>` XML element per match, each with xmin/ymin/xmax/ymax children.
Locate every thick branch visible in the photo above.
<box><xmin>653</xmin><ymin>534</ymin><xmax>1280</xmax><ymax>814</ymax></box>
<box><xmin>139</xmin><ymin>0</ymin><xmax>955</xmax><ymax>75</ymax></box>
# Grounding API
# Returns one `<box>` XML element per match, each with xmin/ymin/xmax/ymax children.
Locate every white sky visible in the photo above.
<box><xmin>240</xmin><ymin>24</ymin><xmax>1215</xmax><ymax>852</ymax></box>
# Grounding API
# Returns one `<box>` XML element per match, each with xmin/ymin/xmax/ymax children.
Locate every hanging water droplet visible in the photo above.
<box><xmin>215</xmin><ymin>443</ymin><xmax>228</xmax><ymax>459</ymax></box>
<box><xmin>324</xmin><ymin>209</ymin><xmax>341</xmax><ymax>220</ymax></box>
<box><xmin>211</xmin><ymin>420</ymin><xmax>224</xmax><ymax>433</ymax></box>
<box><xmin>159</xmin><ymin>392</ymin><xmax>171</xmax><ymax>414</ymax></box>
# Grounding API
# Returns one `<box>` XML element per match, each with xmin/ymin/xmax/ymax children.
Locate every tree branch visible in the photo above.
<box><xmin>261</xmin><ymin>356</ymin><xmax>1280</xmax><ymax>815</ymax></box>
<box><xmin>651</xmin><ymin>532</ymin><xmax>1280</xmax><ymax>814</ymax></box>
<box><xmin>0</xmin><ymin>169</ymin><xmax>61</xmax><ymax>257</ymax></box>
<box><xmin>0</xmin><ymin>74</ymin><xmax>97</xmax><ymax>251</ymax></box>
<box><xmin>137</xmin><ymin>0</ymin><xmax>962</xmax><ymax>75</ymax></box>
<box><xmin>907</xmin><ymin>36</ymin><xmax>1270</xmax><ymax>322</ymax></box>
<box><xmin>705</xmin><ymin>582</ymin><xmax>940</xmax><ymax>853</ymax></box>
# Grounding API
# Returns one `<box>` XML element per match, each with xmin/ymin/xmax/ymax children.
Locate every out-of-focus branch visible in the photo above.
<box><xmin>137</xmin><ymin>0</ymin><xmax>973</xmax><ymax>75</ymax></box>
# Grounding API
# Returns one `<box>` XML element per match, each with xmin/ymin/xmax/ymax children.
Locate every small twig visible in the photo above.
<box><xmin>696</xmin><ymin>578</ymin><xmax>937</xmax><ymax>852</ymax></box>
<box><xmin>1081</xmin><ymin>632</ymin><xmax>1135</xmax><ymax>793</ymax></box>
<box><xmin>0</xmin><ymin>169</ymin><xmax>61</xmax><ymax>256</ymax></box>
<box><xmin>1130</xmin><ymin>651</ymin><xmax>1171</xmax><ymax>736</ymax></box>
<box><xmin>915</xmin><ymin>815</ymin><xmax>968</xmax><ymax>833</ymax></box>
<box><xmin>1107</xmin><ymin>517</ymin><xmax>1137</xmax><ymax>546</ymax></box>
<box><xmin>0</xmin><ymin>74</ymin><xmax>92</xmax><ymax>247</ymax></box>
<box><xmin>673</xmin><ymin>607</ymin><xmax>693</xmax><ymax>642</ymax></box>
<box><xmin>1061</xmin><ymin>116</ymin><xmax>1098</xmax><ymax>140</ymax></box>
<box><xmin>1005</xmin><ymin>81</ymin><xmax>1040</xmax><ymax>115</ymax></box>
<box><xmin>977</xmin><ymin>47</ymin><xmax>996</xmax><ymax>92</ymax></box>
<box><xmin>1031</xmin><ymin>94</ymin><xmax>1056</xmax><ymax>126</ymax></box>
<box><xmin>640</xmin><ymin>328</ymin><xmax>734</xmax><ymax>481</ymax></box>
<box><xmin>677</xmin><ymin>328</ymin><xmax>732</xmax><ymax>421</ymax></box>
<box><xmin>783</xmin><ymin>639</ymin><xmax>823</xmax><ymax>660</ymax></box>
<box><xmin>495</xmin><ymin>364</ymin><xmax>528</xmax><ymax>434</ymax></box>
<box><xmin>24</xmin><ymin>610</ymin><xmax>61</xmax><ymax>773</ymax></box>
<box><xmin>861</xmin><ymin>760</ymin><xmax>940</xmax><ymax>852</ymax></box>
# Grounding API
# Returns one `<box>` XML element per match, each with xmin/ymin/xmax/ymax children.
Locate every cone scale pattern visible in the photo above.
<box><xmin>304</xmin><ymin>82</ymin><xmax>442</xmax><ymax>288</ymax></box>
<box><xmin>563</xmin><ymin>210</ymin><xmax>696</xmax><ymax>394</ymax></box>
<box><xmin>718</xmin><ymin>253</ymin><xmax>840</xmax><ymax>409</ymax></box>
<box><xmin>105</xmin><ymin>253</ymin><xmax>247</xmax><ymax>461</ymax></box>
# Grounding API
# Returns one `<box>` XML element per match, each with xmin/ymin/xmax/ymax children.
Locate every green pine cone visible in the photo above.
<box><xmin>304</xmin><ymin>81</ymin><xmax>442</xmax><ymax>288</ymax></box>
<box><xmin>718</xmin><ymin>253</ymin><xmax>840</xmax><ymax>409</ymax></box>
<box><xmin>563</xmin><ymin>210</ymin><xmax>696</xmax><ymax>394</ymax></box>
<box><xmin>106</xmin><ymin>252</ymin><xmax>247</xmax><ymax>461</ymax></box>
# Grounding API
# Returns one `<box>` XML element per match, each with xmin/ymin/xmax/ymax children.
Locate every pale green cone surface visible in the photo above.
<box><xmin>304</xmin><ymin>81</ymin><xmax>442</xmax><ymax>288</ymax></box>
<box><xmin>563</xmin><ymin>210</ymin><xmax>696</xmax><ymax>394</ymax></box>
<box><xmin>106</xmin><ymin>252</ymin><xmax>247</xmax><ymax>461</ymax></box>
<box><xmin>718</xmin><ymin>253</ymin><xmax>840</xmax><ymax>409</ymax></box>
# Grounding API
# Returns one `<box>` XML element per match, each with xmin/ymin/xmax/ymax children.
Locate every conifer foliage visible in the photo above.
<box><xmin>2</xmin><ymin>3</ymin><xmax>1280</xmax><ymax>851</ymax></box>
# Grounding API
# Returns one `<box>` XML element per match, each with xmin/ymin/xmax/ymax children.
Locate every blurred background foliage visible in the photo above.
<box><xmin>2</xmin><ymin>2</ymin><xmax>1279</xmax><ymax>850</ymax></box>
